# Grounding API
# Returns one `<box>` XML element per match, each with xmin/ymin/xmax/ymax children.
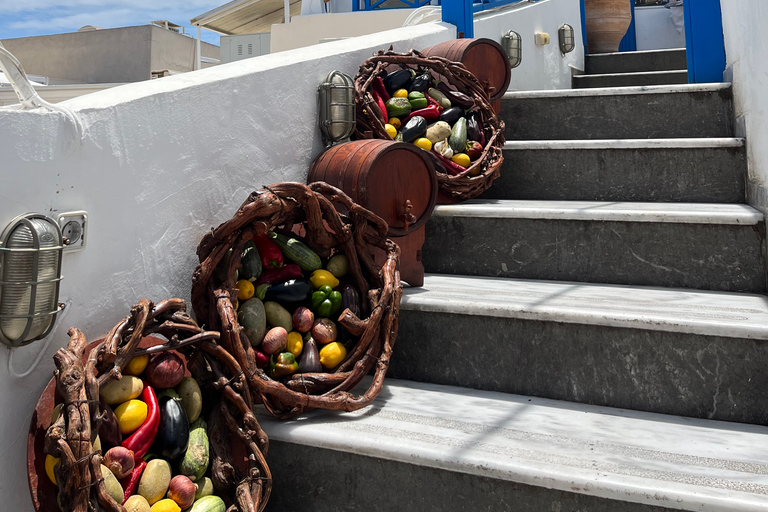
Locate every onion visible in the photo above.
<box><xmin>262</xmin><ymin>327</ymin><xmax>288</xmax><ymax>355</ymax></box>
<box><xmin>103</xmin><ymin>446</ymin><xmax>134</xmax><ymax>479</ymax></box>
<box><xmin>167</xmin><ymin>475</ymin><xmax>196</xmax><ymax>509</ymax></box>
<box><xmin>145</xmin><ymin>352</ymin><xmax>185</xmax><ymax>389</ymax></box>
<box><xmin>292</xmin><ymin>307</ymin><xmax>314</xmax><ymax>333</ymax></box>
<box><xmin>312</xmin><ymin>318</ymin><xmax>337</xmax><ymax>345</ymax></box>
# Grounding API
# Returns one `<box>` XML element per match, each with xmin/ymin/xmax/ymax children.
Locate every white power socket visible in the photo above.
<box><xmin>535</xmin><ymin>32</ymin><xmax>551</xmax><ymax>45</ymax></box>
<box><xmin>57</xmin><ymin>211</ymin><xmax>88</xmax><ymax>252</ymax></box>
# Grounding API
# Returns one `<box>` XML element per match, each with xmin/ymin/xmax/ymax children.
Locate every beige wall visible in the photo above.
<box><xmin>270</xmin><ymin>9</ymin><xmax>414</xmax><ymax>52</ymax></box>
<box><xmin>1</xmin><ymin>26</ymin><xmax>219</xmax><ymax>84</ymax></box>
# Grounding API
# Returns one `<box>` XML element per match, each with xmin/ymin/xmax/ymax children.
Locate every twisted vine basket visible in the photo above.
<box><xmin>29</xmin><ymin>299</ymin><xmax>271</xmax><ymax>512</ymax></box>
<box><xmin>354</xmin><ymin>48</ymin><xmax>505</xmax><ymax>201</ymax></box>
<box><xmin>191</xmin><ymin>182</ymin><xmax>402</xmax><ymax>420</ymax></box>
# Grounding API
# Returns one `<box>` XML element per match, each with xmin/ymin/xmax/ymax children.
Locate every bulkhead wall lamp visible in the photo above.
<box><xmin>0</xmin><ymin>213</ymin><xmax>64</xmax><ymax>347</ymax></box>
<box><xmin>559</xmin><ymin>23</ymin><xmax>576</xmax><ymax>54</ymax></box>
<box><xmin>501</xmin><ymin>30</ymin><xmax>523</xmax><ymax>69</ymax></box>
<box><xmin>318</xmin><ymin>70</ymin><xmax>356</xmax><ymax>146</ymax></box>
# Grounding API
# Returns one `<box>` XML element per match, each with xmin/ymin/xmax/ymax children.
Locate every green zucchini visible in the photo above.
<box><xmin>239</xmin><ymin>240</ymin><xmax>262</xmax><ymax>281</ymax></box>
<box><xmin>190</xmin><ymin>495</ymin><xmax>226</xmax><ymax>512</ymax></box>
<box><xmin>449</xmin><ymin>117</ymin><xmax>468</xmax><ymax>153</ymax></box>
<box><xmin>179</xmin><ymin>418</ymin><xmax>209</xmax><ymax>482</ymax></box>
<box><xmin>268</xmin><ymin>232</ymin><xmax>322</xmax><ymax>272</ymax></box>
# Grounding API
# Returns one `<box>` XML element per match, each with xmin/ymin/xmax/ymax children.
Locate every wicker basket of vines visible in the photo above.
<box><xmin>28</xmin><ymin>299</ymin><xmax>271</xmax><ymax>512</ymax></box>
<box><xmin>354</xmin><ymin>47</ymin><xmax>505</xmax><ymax>202</ymax></box>
<box><xmin>190</xmin><ymin>182</ymin><xmax>401</xmax><ymax>420</ymax></box>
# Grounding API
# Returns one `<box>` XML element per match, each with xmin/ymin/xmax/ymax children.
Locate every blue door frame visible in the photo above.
<box><xmin>683</xmin><ymin>0</ymin><xmax>726</xmax><ymax>83</ymax></box>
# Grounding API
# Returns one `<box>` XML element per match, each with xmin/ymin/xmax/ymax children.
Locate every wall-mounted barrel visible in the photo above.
<box><xmin>308</xmin><ymin>139</ymin><xmax>438</xmax><ymax>238</ymax></box>
<box><xmin>422</xmin><ymin>38</ymin><xmax>511</xmax><ymax>102</ymax></box>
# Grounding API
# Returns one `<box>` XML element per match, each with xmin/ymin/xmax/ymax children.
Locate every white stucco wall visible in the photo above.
<box><xmin>0</xmin><ymin>2</ymin><xmax>582</xmax><ymax>509</ymax></box>
<box><xmin>635</xmin><ymin>5</ymin><xmax>686</xmax><ymax>51</ymax></box>
<box><xmin>473</xmin><ymin>0</ymin><xmax>584</xmax><ymax>91</ymax></box>
<box><xmin>720</xmin><ymin>0</ymin><xmax>768</xmax><ymax>213</ymax></box>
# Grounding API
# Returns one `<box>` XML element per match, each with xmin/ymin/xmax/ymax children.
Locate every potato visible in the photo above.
<box><xmin>264</xmin><ymin>301</ymin><xmax>292</xmax><ymax>331</ymax></box>
<box><xmin>176</xmin><ymin>377</ymin><xmax>202</xmax><ymax>423</ymax></box>
<box><xmin>138</xmin><ymin>459</ymin><xmax>172</xmax><ymax>505</ymax></box>
<box><xmin>100</xmin><ymin>465</ymin><xmax>124</xmax><ymax>504</ymax></box>
<box><xmin>100</xmin><ymin>375</ymin><xmax>144</xmax><ymax>405</ymax></box>
<box><xmin>125</xmin><ymin>495</ymin><xmax>151</xmax><ymax>512</ymax></box>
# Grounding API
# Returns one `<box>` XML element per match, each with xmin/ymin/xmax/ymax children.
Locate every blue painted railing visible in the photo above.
<box><xmin>355</xmin><ymin>0</ymin><xmax>536</xmax><ymax>38</ymax></box>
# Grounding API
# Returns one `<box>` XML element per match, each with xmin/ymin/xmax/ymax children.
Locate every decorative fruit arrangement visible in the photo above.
<box><xmin>218</xmin><ymin>230</ymin><xmax>360</xmax><ymax>378</ymax></box>
<box><xmin>371</xmin><ymin>70</ymin><xmax>487</xmax><ymax>176</ymax></box>
<box><xmin>46</xmin><ymin>356</ymin><xmax>222</xmax><ymax>512</ymax></box>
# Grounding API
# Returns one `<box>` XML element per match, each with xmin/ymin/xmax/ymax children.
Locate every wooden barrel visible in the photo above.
<box><xmin>423</xmin><ymin>38</ymin><xmax>511</xmax><ymax>102</ymax></box>
<box><xmin>308</xmin><ymin>139</ymin><xmax>438</xmax><ymax>237</ymax></box>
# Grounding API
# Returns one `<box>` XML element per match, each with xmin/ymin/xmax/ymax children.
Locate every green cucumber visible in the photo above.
<box><xmin>179</xmin><ymin>418</ymin><xmax>209</xmax><ymax>482</ymax></box>
<box><xmin>449</xmin><ymin>117</ymin><xmax>468</xmax><ymax>153</ymax></box>
<box><xmin>268</xmin><ymin>232</ymin><xmax>322</xmax><ymax>272</ymax></box>
<box><xmin>239</xmin><ymin>240</ymin><xmax>262</xmax><ymax>281</ymax></box>
<box><xmin>190</xmin><ymin>495</ymin><xmax>226</xmax><ymax>512</ymax></box>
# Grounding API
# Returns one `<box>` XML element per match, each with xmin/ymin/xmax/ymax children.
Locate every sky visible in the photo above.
<box><xmin>0</xmin><ymin>0</ymin><xmax>224</xmax><ymax>45</ymax></box>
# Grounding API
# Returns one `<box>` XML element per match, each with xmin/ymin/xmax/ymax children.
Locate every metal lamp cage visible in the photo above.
<box><xmin>502</xmin><ymin>30</ymin><xmax>523</xmax><ymax>69</ymax></box>
<box><xmin>0</xmin><ymin>213</ymin><xmax>64</xmax><ymax>348</ymax></box>
<box><xmin>318</xmin><ymin>70</ymin><xmax>357</xmax><ymax>147</ymax></box>
<box><xmin>559</xmin><ymin>23</ymin><xmax>576</xmax><ymax>54</ymax></box>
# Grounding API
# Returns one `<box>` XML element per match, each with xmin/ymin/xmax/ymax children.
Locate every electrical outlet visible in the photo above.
<box><xmin>535</xmin><ymin>32</ymin><xmax>551</xmax><ymax>45</ymax></box>
<box><xmin>56</xmin><ymin>211</ymin><xmax>88</xmax><ymax>252</ymax></box>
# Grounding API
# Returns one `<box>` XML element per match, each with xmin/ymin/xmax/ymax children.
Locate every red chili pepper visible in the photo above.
<box><xmin>121</xmin><ymin>460</ymin><xmax>147</xmax><ymax>504</ymax></box>
<box><xmin>432</xmin><ymin>151</ymin><xmax>468</xmax><ymax>176</ymax></box>
<box><xmin>372</xmin><ymin>76</ymin><xmax>390</xmax><ymax>102</ymax></box>
<box><xmin>121</xmin><ymin>384</ymin><xmax>159</xmax><ymax>459</ymax></box>
<box><xmin>371</xmin><ymin>89</ymin><xmax>389</xmax><ymax>124</ymax></box>
<box><xmin>402</xmin><ymin>104</ymin><xmax>441</xmax><ymax>124</ymax></box>
<box><xmin>255</xmin><ymin>263</ymin><xmax>302</xmax><ymax>286</ymax></box>
<box><xmin>253</xmin><ymin>233</ymin><xmax>283</xmax><ymax>269</ymax></box>
<box><xmin>426</xmin><ymin>95</ymin><xmax>443</xmax><ymax>112</ymax></box>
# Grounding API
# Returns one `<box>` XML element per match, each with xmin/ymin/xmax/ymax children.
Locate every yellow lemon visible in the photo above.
<box><xmin>384</xmin><ymin>124</ymin><xmax>397</xmax><ymax>139</ymax></box>
<box><xmin>124</xmin><ymin>354</ymin><xmax>149</xmax><ymax>376</ymax></box>
<box><xmin>45</xmin><ymin>454</ymin><xmax>60</xmax><ymax>485</ymax></box>
<box><xmin>286</xmin><ymin>332</ymin><xmax>304</xmax><ymax>358</ymax></box>
<box><xmin>413</xmin><ymin>138</ymin><xmax>432</xmax><ymax>151</ymax></box>
<box><xmin>389</xmin><ymin>117</ymin><xmax>401</xmax><ymax>130</ymax></box>
<box><xmin>393</xmin><ymin>89</ymin><xmax>408</xmax><ymax>98</ymax></box>
<box><xmin>150</xmin><ymin>499</ymin><xmax>181</xmax><ymax>512</ymax></box>
<box><xmin>319</xmin><ymin>342</ymin><xmax>347</xmax><ymax>370</ymax></box>
<box><xmin>236</xmin><ymin>279</ymin><xmax>254</xmax><ymax>301</ymax></box>
<box><xmin>114</xmin><ymin>399</ymin><xmax>148</xmax><ymax>434</ymax></box>
<box><xmin>451</xmin><ymin>153</ymin><xmax>471</xmax><ymax>169</ymax></box>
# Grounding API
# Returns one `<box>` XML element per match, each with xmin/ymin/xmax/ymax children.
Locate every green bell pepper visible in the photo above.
<box><xmin>408</xmin><ymin>91</ymin><xmax>428</xmax><ymax>110</ymax></box>
<box><xmin>311</xmin><ymin>285</ymin><xmax>342</xmax><ymax>318</ymax></box>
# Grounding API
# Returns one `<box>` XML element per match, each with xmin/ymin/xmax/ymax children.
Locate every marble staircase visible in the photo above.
<box><xmin>259</xmin><ymin>56</ymin><xmax>768</xmax><ymax>512</ymax></box>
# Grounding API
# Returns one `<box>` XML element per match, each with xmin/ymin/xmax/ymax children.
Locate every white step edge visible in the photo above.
<box><xmin>504</xmin><ymin>82</ymin><xmax>730</xmax><ymax>99</ymax></box>
<box><xmin>432</xmin><ymin>200</ymin><xmax>764</xmax><ymax>225</ymax></box>
<box><xmin>574</xmin><ymin>69</ymin><xmax>689</xmax><ymax>79</ymax></box>
<box><xmin>257</xmin><ymin>377</ymin><xmax>768</xmax><ymax>511</ymax></box>
<box><xmin>401</xmin><ymin>274</ymin><xmax>768</xmax><ymax>340</ymax></box>
<box><xmin>588</xmin><ymin>48</ymin><xmax>686</xmax><ymax>57</ymax></box>
<box><xmin>504</xmin><ymin>138</ymin><xmax>745</xmax><ymax>150</ymax></box>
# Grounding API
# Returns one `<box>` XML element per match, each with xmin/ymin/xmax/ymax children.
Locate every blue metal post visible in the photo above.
<box><xmin>618</xmin><ymin>0</ymin><xmax>636</xmax><ymax>52</ymax></box>
<box><xmin>683</xmin><ymin>0</ymin><xmax>726</xmax><ymax>83</ymax></box>
<box><xmin>442</xmin><ymin>0</ymin><xmax>473</xmax><ymax>38</ymax></box>
<box><xmin>579</xmin><ymin>0</ymin><xmax>587</xmax><ymax>54</ymax></box>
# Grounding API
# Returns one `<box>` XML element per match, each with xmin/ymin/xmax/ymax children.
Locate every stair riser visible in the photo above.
<box><xmin>391</xmin><ymin>311</ymin><xmax>768</xmax><ymax>424</ymax></box>
<box><xmin>502</xmin><ymin>90</ymin><xmax>733</xmax><ymax>140</ymax></box>
<box><xmin>586</xmin><ymin>50</ymin><xmax>687</xmax><ymax>74</ymax></box>
<box><xmin>423</xmin><ymin>217</ymin><xmax>766</xmax><ymax>293</ymax></box>
<box><xmin>266</xmin><ymin>441</ymin><xmax>679</xmax><ymax>512</ymax></box>
<box><xmin>481</xmin><ymin>147</ymin><xmax>746</xmax><ymax>203</ymax></box>
<box><xmin>573</xmin><ymin>72</ymin><xmax>688</xmax><ymax>89</ymax></box>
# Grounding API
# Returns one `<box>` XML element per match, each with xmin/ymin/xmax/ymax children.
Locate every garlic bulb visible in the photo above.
<box><xmin>434</xmin><ymin>139</ymin><xmax>454</xmax><ymax>158</ymax></box>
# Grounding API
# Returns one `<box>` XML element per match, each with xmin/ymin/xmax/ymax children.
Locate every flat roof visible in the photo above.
<box><xmin>190</xmin><ymin>0</ymin><xmax>302</xmax><ymax>35</ymax></box>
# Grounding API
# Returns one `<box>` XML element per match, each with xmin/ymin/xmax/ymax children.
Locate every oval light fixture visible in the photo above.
<box><xmin>559</xmin><ymin>23</ymin><xmax>576</xmax><ymax>54</ymax></box>
<box><xmin>318</xmin><ymin>70</ymin><xmax>356</xmax><ymax>147</ymax></box>
<box><xmin>502</xmin><ymin>30</ymin><xmax>523</xmax><ymax>69</ymax></box>
<box><xmin>0</xmin><ymin>213</ymin><xmax>64</xmax><ymax>347</ymax></box>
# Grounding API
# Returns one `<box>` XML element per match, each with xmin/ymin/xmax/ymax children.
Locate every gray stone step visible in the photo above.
<box><xmin>573</xmin><ymin>70</ymin><xmax>688</xmax><ymax>89</ymax></box>
<box><xmin>423</xmin><ymin>200</ymin><xmax>766</xmax><ymax>293</ymax></box>
<box><xmin>586</xmin><ymin>48</ymin><xmax>687</xmax><ymax>74</ymax></box>
<box><xmin>481</xmin><ymin>138</ymin><xmax>746</xmax><ymax>203</ymax></box>
<box><xmin>502</xmin><ymin>83</ymin><xmax>733</xmax><ymax>140</ymax></box>
<box><xmin>259</xmin><ymin>377</ymin><xmax>768</xmax><ymax>512</ymax></box>
<box><xmin>391</xmin><ymin>274</ymin><xmax>768</xmax><ymax>423</ymax></box>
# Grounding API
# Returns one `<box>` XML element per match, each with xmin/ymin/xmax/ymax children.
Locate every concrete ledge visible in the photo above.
<box><xmin>503</xmin><ymin>138</ymin><xmax>745</xmax><ymax>150</ymax></box>
<box><xmin>432</xmin><ymin>200</ymin><xmax>763</xmax><ymax>225</ymax></box>
<box><xmin>503</xmin><ymin>82</ymin><xmax>730</xmax><ymax>99</ymax></box>
<box><xmin>259</xmin><ymin>378</ymin><xmax>768</xmax><ymax>511</ymax></box>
